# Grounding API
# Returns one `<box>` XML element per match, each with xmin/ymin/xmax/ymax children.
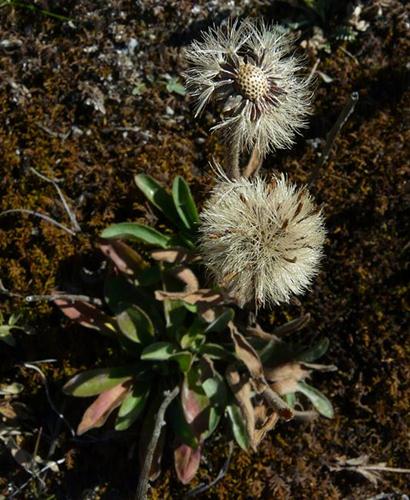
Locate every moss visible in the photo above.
<box><xmin>0</xmin><ymin>0</ymin><xmax>409</xmax><ymax>498</ymax></box>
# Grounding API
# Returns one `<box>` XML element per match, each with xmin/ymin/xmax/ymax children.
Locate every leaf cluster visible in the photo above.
<box><xmin>58</xmin><ymin>175</ymin><xmax>334</xmax><ymax>483</ymax></box>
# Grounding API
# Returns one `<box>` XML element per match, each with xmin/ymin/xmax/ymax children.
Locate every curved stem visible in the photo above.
<box><xmin>243</xmin><ymin>147</ymin><xmax>262</xmax><ymax>178</ymax></box>
<box><xmin>225</xmin><ymin>138</ymin><xmax>240</xmax><ymax>179</ymax></box>
<box><xmin>0</xmin><ymin>209</ymin><xmax>77</xmax><ymax>236</ymax></box>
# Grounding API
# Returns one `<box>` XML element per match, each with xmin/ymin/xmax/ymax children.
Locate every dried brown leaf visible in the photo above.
<box><xmin>172</xmin><ymin>266</ymin><xmax>199</xmax><ymax>293</ymax></box>
<box><xmin>54</xmin><ymin>297</ymin><xmax>117</xmax><ymax>335</ymax></box>
<box><xmin>99</xmin><ymin>239</ymin><xmax>147</xmax><ymax>276</ymax></box>
<box><xmin>253</xmin><ymin>404</ymin><xmax>279</xmax><ymax>448</ymax></box>
<box><xmin>226</xmin><ymin>366</ymin><xmax>255</xmax><ymax>450</ymax></box>
<box><xmin>264</xmin><ymin>362</ymin><xmax>310</xmax><ymax>395</ymax></box>
<box><xmin>229</xmin><ymin>323</ymin><xmax>264</xmax><ymax>379</ymax></box>
<box><xmin>150</xmin><ymin>247</ymin><xmax>190</xmax><ymax>264</ymax></box>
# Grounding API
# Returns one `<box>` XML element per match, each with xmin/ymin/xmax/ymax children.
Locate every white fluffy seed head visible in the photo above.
<box><xmin>184</xmin><ymin>19</ymin><xmax>314</xmax><ymax>157</ymax></box>
<box><xmin>199</xmin><ymin>173</ymin><xmax>326</xmax><ymax>308</ymax></box>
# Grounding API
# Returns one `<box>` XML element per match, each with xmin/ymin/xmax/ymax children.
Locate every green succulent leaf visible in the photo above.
<box><xmin>197</xmin><ymin>343</ymin><xmax>234</xmax><ymax>361</ymax></box>
<box><xmin>141</xmin><ymin>342</ymin><xmax>179</xmax><ymax>361</ymax></box>
<box><xmin>134</xmin><ymin>174</ymin><xmax>181</xmax><ymax>226</ymax></box>
<box><xmin>104</xmin><ymin>275</ymin><xmax>163</xmax><ymax>331</ymax></box>
<box><xmin>172</xmin><ymin>176</ymin><xmax>199</xmax><ymax>230</ymax></box>
<box><xmin>180</xmin><ymin>319</ymin><xmax>206</xmax><ymax>351</ymax></box>
<box><xmin>136</xmin><ymin>265</ymin><xmax>162</xmax><ymax>287</ymax></box>
<box><xmin>115</xmin><ymin>382</ymin><xmax>151</xmax><ymax>431</ymax></box>
<box><xmin>63</xmin><ymin>366</ymin><xmax>142</xmax><ymax>397</ymax></box>
<box><xmin>296</xmin><ymin>337</ymin><xmax>330</xmax><ymax>363</ymax></box>
<box><xmin>0</xmin><ymin>326</ymin><xmax>16</xmax><ymax>346</ymax></box>
<box><xmin>101</xmin><ymin>223</ymin><xmax>171</xmax><ymax>249</ymax></box>
<box><xmin>204</xmin><ymin>308</ymin><xmax>234</xmax><ymax>334</ymax></box>
<box><xmin>170</xmin><ymin>352</ymin><xmax>193</xmax><ymax>373</ymax></box>
<box><xmin>164</xmin><ymin>298</ymin><xmax>189</xmax><ymax>333</ymax></box>
<box><xmin>166</xmin><ymin>77</ymin><xmax>186</xmax><ymax>96</ymax></box>
<box><xmin>259</xmin><ymin>340</ymin><xmax>293</xmax><ymax>365</ymax></box>
<box><xmin>226</xmin><ymin>402</ymin><xmax>250</xmax><ymax>451</ymax></box>
<box><xmin>284</xmin><ymin>392</ymin><xmax>297</xmax><ymax>408</ymax></box>
<box><xmin>202</xmin><ymin>374</ymin><xmax>227</xmax><ymax>439</ymax></box>
<box><xmin>116</xmin><ymin>305</ymin><xmax>155</xmax><ymax>345</ymax></box>
<box><xmin>168</xmin><ymin>399</ymin><xmax>199</xmax><ymax>449</ymax></box>
<box><xmin>297</xmin><ymin>381</ymin><xmax>334</xmax><ymax>418</ymax></box>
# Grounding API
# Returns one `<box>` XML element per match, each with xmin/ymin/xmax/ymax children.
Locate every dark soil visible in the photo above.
<box><xmin>0</xmin><ymin>1</ymin><xmax>409</xmax><ymax>499</ymax></box>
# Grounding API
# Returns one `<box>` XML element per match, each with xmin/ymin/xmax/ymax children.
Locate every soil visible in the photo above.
<box><xmin>0</xmin><ymin>1</ymin><xmax>409</xmax><ymax>499</ymax></box>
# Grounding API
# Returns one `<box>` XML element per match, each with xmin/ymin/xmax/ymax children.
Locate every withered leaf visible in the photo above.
<box><xmin>172</xmin><ymin>266</ymin><xmax>199</xmax><ymax>293</ymax></box>
<box><xmin>99</xmin><ymin>239</ymin><xmax>147</xmax><ymax>276</ymax></box>
<box><xmin>77</xmin><ymin>382</ymin><xmax>129</xmax><ymax>435</ymax></box>
<box><xmin>174</xmin><ymin>443</ymin><xmax>202</xmax><ymax>484</ymax></box>
<box><xmin>226</xmin><ymin>366</ymin><xmax>255</xmax><ymax>450</ymax></box>
<box><xmin>229</xmin><ymin>323</ymin><xmax>264</xmax><ymax>379</ymax></box>
<box><xmin>150</xmin><ymin>247</ymin><xmax>190</xmax><ymax>264</ymax></box>
<box><xmin>54</xmin><ymin>297</ymin><xmax>117</xmax><ymax>336</ymax></box>
<box><xmin>253</xmin><ymin>404</ymin><xmax>279</xmax><ymax>448</ymax></box>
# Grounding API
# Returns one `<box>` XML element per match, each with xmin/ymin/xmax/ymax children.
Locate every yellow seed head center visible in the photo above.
<box><xmin>235</xmin><ymin>63</ymin><xmax>269</xmax><ymax>101</ymax></box>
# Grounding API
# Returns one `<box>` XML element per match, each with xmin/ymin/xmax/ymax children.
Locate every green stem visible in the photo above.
<box><xmin>1</xmin><ymin>0</ymin><xmax>72</xmax><ymax>21</ymax></box>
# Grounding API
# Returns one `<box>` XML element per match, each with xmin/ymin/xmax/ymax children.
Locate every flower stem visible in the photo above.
<box><xmin>225</xmin><ymin>138</ymin><xmax>240</xmax><ymax>179</ymax></box>
<box><xmin>243</xmin><ymin>146</ymin><xmax>262</xmax><ymax>178</ymax></box>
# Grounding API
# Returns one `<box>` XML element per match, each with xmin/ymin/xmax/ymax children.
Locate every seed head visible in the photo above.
<box><xmin>235</xmin><ymin>63</ymin><xmax>270</xmax><ymax>101</ymax></box>
<box><xmin>199</xmin><ymin>173</ymin><xmax>325</xmax><ymax>307</ymax></box>
<box><xmin>184</xmin><ymin>19</ymin><xmax>314</xmax><ymax>157</ymax></box>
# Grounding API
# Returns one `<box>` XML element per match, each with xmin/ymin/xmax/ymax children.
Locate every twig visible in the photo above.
<box><xmin>0</xmin><ymin>209</ymin><xmax>77</xmax><ymax>236</ymax></box>
<box><xmin>186</xmin><ymin>441</ymin><xmax>234</xmax><ymax>497</ymax></box>
<box><xmin>135</xmin><ymin>386</ymin><xmax>180</xmax><ymax>500</ymax></box>
<box><xmin>0</xmin><ymin>282</ymin><xmax>102</xmax><ymax>306</ymax></box>
<box><xmin>36</xmin><ymin>122</ymin><xmax>71</xmax><ymax>140</ymax></box>
<box><xmin>243</xmin><ymin>146</ymin><xmax>262</xmax><ymax>178</ymax></box>
<box><xmin>22</xmin><ymin>363</ymin><xmax>76</xmax><ymax>439</ymax></box>
<box><xmin>308</xmin><ymin>91</ymin><xmax>359</xmax><ymax>188</ymax></box>
<box><xmin>25</xmin><ymin>293</ymin><xmax>102</xmax><ymax>304</ymax></box>
<box><xmin>307</xmin><ymin>59</ymin><xmax>320</xmax><ymax>83</ymax></box>
<box><xmin>9</xmin><ymin>458</ymin><xmax>65</xmax><ymax>499</ymax></box>
<box><xmin>0</xmin><ymin>167</ymin><xmax>81</xmax><ymax>236</ymax></box>
<box><xmin>292</xmin><ymin>410</ymin><xmax>318</xmax><ymax>422</ymax></box>
<box><xmin>29</xmin><ymin>167</ymin><xmax>81</xmax><ymax>233</ymax></box>
<box><xmin>328</xmin><ymin>455</ymin><xmax>410</xmax><ymax>486</ymax></box>
<box><xmin>339</xmin><ymin>46</ymin><xmax>359</xmax><ymax>65</ymax></box>
<box><xmin>32</xmin><ymin>427</ymin><xmax>43</xmax><ymax>466</ymax></box>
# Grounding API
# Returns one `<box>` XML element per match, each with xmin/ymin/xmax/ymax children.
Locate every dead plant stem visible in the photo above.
<box><xmin>243</xmin><ymin>146</ymin><xmax>262</xmax><ymax>178</ymax></box>
<box><xmin>135</xmin><ymin>386</ymin><xmax>180</xmax><ymax>500</ymax></box>
<box><xmin>308</xmin><ymin>91</ymin><xmax>359</xmax><ymax>188</ymax></box>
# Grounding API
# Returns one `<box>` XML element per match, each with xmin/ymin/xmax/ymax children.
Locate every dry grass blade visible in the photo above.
<box><xmin>329</xmin><ymin>455</ymin><xmax>410</xmax><ymax>486</ymax></box>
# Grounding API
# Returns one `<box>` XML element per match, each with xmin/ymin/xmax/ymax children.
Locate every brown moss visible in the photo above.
<box><xmin>0</xmin><ymin>1</ymin><xmax>409</xmax><ymax>498</ymax></box>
